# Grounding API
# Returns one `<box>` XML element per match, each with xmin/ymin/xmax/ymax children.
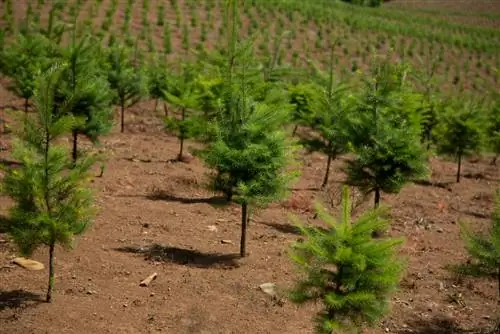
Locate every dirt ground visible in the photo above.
<box><xmin>0</xmin><ymin>79</ymin><xmax>499</xmax><ymax>334</ymax></box>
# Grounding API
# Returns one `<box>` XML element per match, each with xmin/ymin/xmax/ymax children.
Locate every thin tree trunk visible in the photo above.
<box><xmin>24</xmin><ymin>98</ymin><xmax>29</xmax><ymax>113</ymax></box>
<box><xmin>457</xmin><ymin>153</ymin><xmax>462</xmax><ymax>183</ymax></box>
<box><xmin>372</xmin><ymin>188</ymin><xmax>382</xmax><ymax>238</ymax></box>
<box><xmin>240</xmin><ymin>202</ymin><xmax>248</xmax><ymax>258</ymax></box>
<box><xmin>120</xmin><ymin>101</ymin><xmax>125</xmax><ymax>133</ymax></box>
<box><xmin>292</xmin><ymin>124</ymin><xmax>298</xmax><ymax>137</ymax></box>
<box><xmin>491</xmin><ymin>155</ymin><xmax>498</xmax><ymax>166</ymax></box>
<box><xmin>426</xmin><ymin>130</ymin><xmax>431</xmax><ymax>151</ymax></box>
<box><xmin>163</xmin><ymin>103</ymin><xmax>169</xmax><ymax>117</ymax></box>
<box><xmin>178</xmin><ymin>107</ymin><xmax>185</xmax><ymax>161</ymax></box>
<box><xmin>154</xmin><ymin>98</ymin><xmax>159</xmax><ymax>112</ymax></box>
<box><xmin>72</xmin><ymin>130</ymin><xmax>78</xmax><ymax>164</ymax></box>
<box><xmin>46</xmin><ymin>242</ymin><xmax>55</xmax><ymax>303</ymax></box>
<box><xmin>321</xmin><ymin>152</ymin><xmax>333</xmax><ymax>190</ymax></box>
<box><xmin>374</xmin><ymin>188</ymin><xmax>380</xmax><ymax>208</ymax></box>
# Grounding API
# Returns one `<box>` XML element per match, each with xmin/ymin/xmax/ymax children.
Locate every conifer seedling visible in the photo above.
<box><xmin>433</xmin><ymin>99</ymin><xmax>484</xmax><ymax>183</ymax></box>
<box><xmin>197</xmin><ymin>0</ymin><xmax>299</xmax><ymax>257</ymax></box>
<box><xmin>163</xmin><ymin>65</ymin><xmax>204</xmax><ymax>161</ymax></box>
<box><xmin>451</xmin><ymin>191</ymin><xmax>500</xmax><ymax>330</ymax></box>
<box><xmin>0</xmin><ymin>32</ymin><xmax>52</xmax><ymax>113</ymax></box>
<box><xmin>55</xmin><ymin>33</ymin><xmax>114</xmax><ymax>163</ymax></box>
<box><xmin>147</xmin><ymin>56</ymin><xmax>170</xmax><ymax>114</ymax></box>
<box><xmin>486</xmin><ymin>98</ymin><xmax>500</xmax><ymax>165</ymax></box>
<box><xmin>299</xmin><ymin>45</ymin><xmax>353</xmax><ymax>189</ymax></box>
<box><xmin>105</xmin><ymin>43</ymin><xmax>149</xmax><ymax>133</ymax></box>
<box><xmin>288</xmin><ymin>82</ymin><xmax>320</xmax><ymax>137</ymax></box>
<box><xmin>0</xmin><ymin>65</ymin><xmax>98</xmax><ymax>302</ymax></box>
<box><xmin>289</xmin><ymin>186</ymin><xmax>405</xmax><ymax>334</ymax></box>
<box><xmin>345</xmin><ymin>56</ymin><xmax>428</xmax><ymax>209</ymax></box>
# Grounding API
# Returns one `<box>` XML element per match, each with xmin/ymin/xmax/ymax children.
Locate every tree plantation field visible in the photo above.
<box><xmin>0</xmin><ymin>0</ymin><xmax>499</xmax><ymax>334</ymax></box>
<box><xmin>0</xmin><ymin>0</ymin><xmax>499</xmax><ymax>97</ymax></box>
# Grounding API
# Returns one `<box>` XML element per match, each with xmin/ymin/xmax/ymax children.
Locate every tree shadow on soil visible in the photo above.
<box><xmin>257</xmin><ymin>221</ymin><xmax>329</xmax><ymax>236</ymax></box>
<box><xmin>398</xmin><ymin>316</ymin><xmax>498</xmax><ymax>334</ymax></box>
<box><xmin>0</xmin><ymin>290</ymin><xmax>43</xmax><ymax>311</ymax></box>
<box><xmin>455</xmin><ymin>209</ymin><xmax>491</xmax><ymax>219</ymax></box>
<box><xmin>0</xmin><ymin>158</ymin><xmax>23</xmax><ymax>168</ymax></box>
<box><xmin>115</xmin><ymin>244</ymin><xmax>241</xmax><ymax>269</ymax></box>
<box><xmin>145</xmin><ymin>190</ymin><xmax>230</xmax><ymax>208</ymax></box>
<box><xmin>413</xmin><ymin>179</ymin><xmax>453</xmax><ymax>191</ymax></box>
<box><xmin>117</xmin><ymin>191</ymin><xmax>230</xmax><ymax>208</ymax></box>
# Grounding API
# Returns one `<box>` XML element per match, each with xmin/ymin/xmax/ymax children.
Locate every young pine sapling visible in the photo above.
<box><xmin>289</xmin><ymin>186</ymin><xmax>406</xmax><ymax>334</ymax></box>
<box><xmin>0</xmin><ymin>32</ymin><xmax>52</xmax><ymax>113</ymax></box>
<box><xmin>147</xmin><ymin>56</ymin><xmax>170</xmax><ymax>115</ymax></box>
<box><xmin>163</xmin><ymin>66</ymin><xmax>204</xmax><ymax>162</ymax></box>
<box><xmin>433</xmin><ymin>100</ymin><xmax>484</xmax><ymax>183</ymax></box>
<box><xmin>105</xmin><ymin>43</ymin><xmax>148</xmax><ymax>133</ymax></box>
<box><xmin>300</xmin><ymin>45</ymin><xmax>352</xmax><ymax>189</ymax></box>
<box><xmin>197</xmin><ymin>0</ymin><xmax>299</xmax><ymax>258</ymax></box>
<box><xmin>55</xmin><ymin>34</ymin><xmax>114</xmax><ymax>163</ymax></box>
<box><xmin>345</xmin><ymin>57</ymin><xmax>428</xmax><ymax>210</ymax></box>
<box><xmin>453</xmin><ymin>191</ymin><xmax>500</xmax><ymax>329</ymax></box>
<box><xmin>0</xmin><ymin>65</ymin><xmax>98</xmax><ymax>302</ymax></box>
<box><xmin>486</xmin><ymin>98</ymin><xmax>500</xmax><ymax>165</ymax></box>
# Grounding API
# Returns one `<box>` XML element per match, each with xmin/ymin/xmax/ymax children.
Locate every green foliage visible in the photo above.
<box><xmin>485</xmin><ymin>98</ymin><xmax>500</xmax><ymax>164</ymax></box>
<box><xmin>163</xmin><ymin>66</ymin><xmax>204</xmax><ymax>160</ymax></box>
<box><xmin>288</xmin><ymin>82</ymin><xmax>320</xmax><ymax>134</ymax></box>
<box><xmin>182</xmin><ymin>23</ymin><xmax>190</xmax><ymax>52</ymax></box>
<box><xmin>345</xmin><ymin>57</ymin><xmax>428</xmax><ymax>208</ymax></box>
<box><xmin>157</xmin><ymin>3</ymin><xmax>165</xmax><ymax>26</ymax></box>
<box><xmin>147</xmin><ymin>56</ymin><xmax>170</xmax><ymax>112</ymax></box>
<box><xmin>0</xmin><ymin>65</ymin><xmax>98</xmax><ymax>302</ymax></box>
<box><xmin>299</xmin><ymin>48</ymin><xmax>353</xmax><ymax>189</ymax></box>
<box><xmin>163</xmin><ymin>22</ymin><xmax>172</xmax><ymax>54</ymax></box>
<box><xmin>456</xmin><ymin>191</ymin><xmax>500</xmax><ymax>299</ymax></box>
<box><xmin>433</xmin><ymin>99</ymin><xmax>485</xmax><ymax>182</ymax></box>
<box><xmin>105</xmin><ymin>43</ymin><xmax>149</xmax><ymax>133</ymax></box>
<box><xmin>0</xmin><ymin>32</ymin><xmax>53</xmax><ymax>112</ymax></box>
<box><xmin>197</xmin><ymin>0</ymin><xmax>299</xmax><ymax>257</ymax></box>
<box><xmin>54</xmin><ymin>34</ymin><xmax>114</xmax><ymax>161</ymax></box>
<box><xmin>289</xmin><ymin>186</ymin><xmax>405</xmax><ymax>334</ymax></box>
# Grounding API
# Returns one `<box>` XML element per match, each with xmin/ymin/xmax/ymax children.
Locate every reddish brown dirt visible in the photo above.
<box><xmin>1</xmin><ymin>92</ymin><xmax>499</xmax><ymax>334</ymax></box>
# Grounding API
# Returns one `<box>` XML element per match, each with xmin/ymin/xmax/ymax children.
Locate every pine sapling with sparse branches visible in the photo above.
<box><xmin>299</xmin><ymin>45</ymin><xmax>353</xmax><ymax>189</ymax></box>
<box><xmin>433</xmin><ymin>99</ymin><xmax>484</xmax><ymax>183</ymax></box>
<box><xmin>0</xmin><ymin>65</ymin><xmax>98</xmax><ymax>303</ymax></box>
<box><xmin>105</xmin><ymin>43</ymin><xmax>149</xmax><ymax>133</ymax></box>
<box><xmin>0</xmin><ymin>32</ymin><xmax>53</xmax><ymax>113</ymax></box>
<box><xmin>163</xmin><ymin>66</ymin><xmax>204</xmax><ymax>161</ymax></box>
<box><xmin>55</xmin><ymin>33</ymin><xmax>114</xmax><ymax>163</ymax></box>
<box><xmin>486</xmin><ymin>98</ymin><xmax>500</xmax><ymax>165</ymax></box>
<box><xmin>451</xmin><ymin>191</ymin><xmax>500</xmax><ymax>329</ymax></box>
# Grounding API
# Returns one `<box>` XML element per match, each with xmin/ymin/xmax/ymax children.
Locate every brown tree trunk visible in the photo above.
<box><xmin>46</xmin><ymin>242</ymin><xmax>55</xmax><ymax>303</ymax></box>
<box><xmin>72</xmin><ymin>130</ymin><xmax>78</xmax><ymax>164</ymax></box>
<box><xmin>372</xmin><ymin>188</ymin><xmax>382</xmax><ymax>238</ymax></box>
<box><xmin>240</xmin><ymin>203</ymin><xmax>248</xmax><ymax>258</ymax></box>
<box><xmin>456</xmin><ymin>153</ymin><xmax>462</xmax><ymax>183</ymax></box>
<box><xmin>178</xmin><ymin>107</ymin><xmax>185</xmax><ymax>161</ymax></box>
<box><xmin>321</xmin><ymin>152</ymin><xmax>333</xmax><ymax>190</ymax></box>
<box><xmin>120</xmin><ymin>101</ymin><xmax>125</xmax><ymax>133</ymax></box>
